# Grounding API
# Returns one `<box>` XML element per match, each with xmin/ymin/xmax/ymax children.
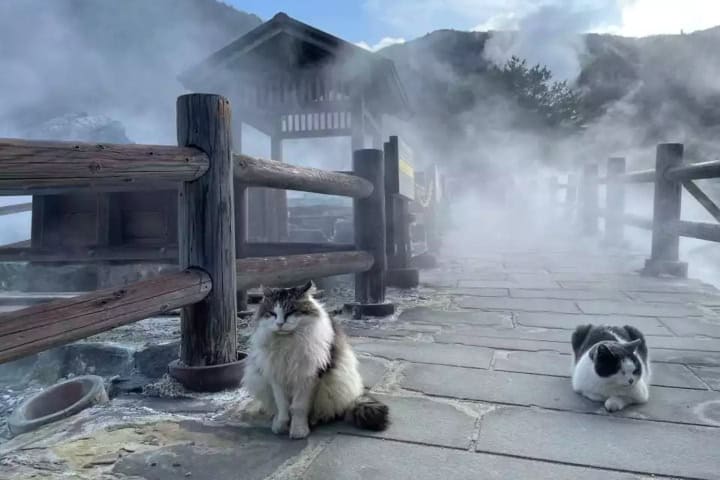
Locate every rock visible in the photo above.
<box><xmin>135</xmin><ymin>342</ymin><xmax>179</xmax><ymax>379</ymax></box>
<box><xmin>62</xmin><ymin>343</ymin><xmax>134</xmax><ymax>378</ymax></box>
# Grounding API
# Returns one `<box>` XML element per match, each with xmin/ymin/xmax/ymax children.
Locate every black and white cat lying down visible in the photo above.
<box><xmin>571</xmin><ymin>324</ymin><xmax>651</xmax><ymax>412</ymax></box>
<box><xmin>242</xmin><ymin>281</ymin><xmax>389</xmax><ymax>439</ymax></box>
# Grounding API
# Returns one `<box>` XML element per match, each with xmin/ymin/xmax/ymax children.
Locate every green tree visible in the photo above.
<box><xmin>492</xmin><ymin>56</ymin><xmax>583</xmax><ymax>129</ymax></box>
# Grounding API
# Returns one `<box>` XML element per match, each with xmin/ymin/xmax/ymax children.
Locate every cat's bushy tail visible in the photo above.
<box><xmin>346</xmin><ymin>394</ymin><xmax>389</xmax><ymax>431</ymax></box>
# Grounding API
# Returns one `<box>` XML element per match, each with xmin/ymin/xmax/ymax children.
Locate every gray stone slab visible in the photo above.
<box><xmin>652</xmin><ymin>348</ymin><xmax>720</xmax><ymax>366</ymax></box>
<box><xmin>358</xmin><ymin>356</ymin><xmax>387</xmax><ymax>389</ymax></box>
<box><xmin>113</xmin><ymin>422</ymin><xmax>306</xmax><ymax>480</ymax></box>
<box><xmin>660</xmin><ymin>316</ymin><xmax>720</xmax><ymax>338</ymax></box>
<box><xmin>453</xmin><ymin>288</ymin><xmax>510</xmax><ymax>297</ymax></box>
<box><xmin>510</xmin><ymin>288</ymin><xmax>628</xmax><ymax>301</ymax></box>
<box><xmin>515</xmin><ymin>312</ymin><xmax>673</xmax><ymax>336</ymax></box>
<box><xmin>689</xmin><ymin>366</ymin><xmax>720</xmax><ymax>390</ymax></box>
<box><xmin>560</xmin><ymin>280</ymin><xmax>707</xmax><ymax>293</ymax></box>
<box><xmin>492</xmin><ymin>350</ymin><xmax>708</xmax><ymax>389</ymax></box>
<box><xmin>457</xmin><ymin>297</ymin><xmax>580</xmax><ymax>314</ymax></box>
<box><xmin>326</xmin><ymin>394</ymin><xmax>476</xmax><ymax>449</ymax></box>
<box><xmin>475</xmin><ymin>407</ymin><xmax>719</xmax><ymax>479</ymax></box>
<box><xmin>354</xmin><ymin>339</ymin><xmax>492</xmax><ymax>369</ymax></box>
<box><xmin>577</xmin><ymin>300</ymin><xmax>704</xmax><ymax>317</ymax></box>
<box><xmin>398</xmin><ymin>307</ymin><xmax>511</xmax><ymax>327</ymax></box>
<box><xmin>401</xmin><ymin>363</ymin><xmax>720</xmax><ymax>427</ymax></box>
<box><xmin>458</xmin><ymin>279</ymin><xmax>560</xmax><ymax>289</ymax></box>
<box><xmin>436</xmin><ymin>334</ymin><xmax>571</xmax><ymax>354</ymax></box>
<box><xmin>302</xmin><ymin>435</ymin><xmax>646</xmax><ymax>480</ymax></box>
<box><xmin>628</xmin><ymin>291</ymin><xmax>720</xmax><ymax>305</ymax></box>
<box><xmin>644</xmin><ymin>336</ymin><xmax>720</xmax><ymax>352</ymax></box>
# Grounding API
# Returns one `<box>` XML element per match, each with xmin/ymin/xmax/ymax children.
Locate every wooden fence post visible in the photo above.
<box><xmin>176</xmin><ymin>94</ymin><xmax>237</xmax><ymax>366</ymax></box>
<box><xmin>566</xmin><ymin>173</ymin><xmax>578</xmax><ymax>220</ymax></box>
<box><xmin>348</xmin><ymin>148</ymin><xmax>395</xmax><ymax>317</ymax></box>
<box><xmin>605</xmin><ymin>157</ymin><xmax>626</xmax><ymax>246</ymax></box>
<box><xmin>581</xmin><ymin>163</ymin><xmax>599</xmax><ymax>235</ymax></box>
<box><xmin>643</xmin><ymin>143</ymin><xmax>688</xmax><ymax>277</ymax></box>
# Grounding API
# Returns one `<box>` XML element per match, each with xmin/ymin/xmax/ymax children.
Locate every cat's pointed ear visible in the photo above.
<box><xmin>261</xmin><ymin>285</ymin><xmax>273</xmax><ymax>298</ymax></box>
<box><xmin>624</xmin><ymin>339</ymin><xmax>642</xmax><ymax>354</ymax></box>
<box><xmin>298</xmin><ymin>280</ymin><xmax>315</xmax><ymax>296</ymax></box>
<box><xmin>596</xmin><ymin>344</ymin><xmax>612</xmax><ymax>360</ymax></box>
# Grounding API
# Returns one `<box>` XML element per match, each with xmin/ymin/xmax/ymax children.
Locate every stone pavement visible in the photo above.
<box><xmin>2</xmin><ymin>237</ymin><xmax>720</xmax><ymax>479</ymax></box>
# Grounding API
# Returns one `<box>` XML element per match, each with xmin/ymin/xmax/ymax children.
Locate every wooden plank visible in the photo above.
<box><xmin>245</xmin><ymin>242</ymin><xmax>356</xmax><ymax>257</ymax></box>
<box><xmin>236</xmin><ymin>250</ymin><xmax>373</xmax><ymax>290</ymax></box>
<box><xmin>0</xmin><ymin>139</ymin><xmax>208</xmax><ymax>193</ymax></box>
<box><xmin>666</xmin><ymin>160</ymin><xmax>720</xmax><ymax>182</ymax></box>
<box><xmin>0</xmin><ymin>245</ymin><xmax>178</xmax><ymax>262</ymax></box>
<box><xmin>0</xmin><ymin>202</ymin><xmax>32</xmax><ymax>216</ymax></box>
<box><xmin>682</xmin><ymin>180</ymin><xmax>720</xmax><ymax>223</ymax></box>
<box><xmin>618</xmin><ymin>169</ymin><xmax>655</xmax><ymax>184</ymax></box>
<box><xmin>234</xmin><ymin>153</ymin><xmax>373</xmax><ymax>198</ymax></box>
<box><xmin>670</xmin><ymin>220</ymin><xmax>720</xmax><ymax>242</ymax></box>
<box><xmin>177</xmin><ymin>93</ymin><xmax>237</xmax><ymax>367</ymax></box>
<box><xmin>0</xmin><ymin>269</ymin><xmax>210</xmax><ymax>364</ymax></box>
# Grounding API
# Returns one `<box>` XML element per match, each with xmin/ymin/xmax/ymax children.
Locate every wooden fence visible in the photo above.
<box><xmin>553</xmin><ymin>143</ymin><xmax>720</xmax><ymax>278</ymax></box>
<box><xmin>0</xmin><ymin>93</ymin><xmax>392</xmax><ymax>372</ymax></box>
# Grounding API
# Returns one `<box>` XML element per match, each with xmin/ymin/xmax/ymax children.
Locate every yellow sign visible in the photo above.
<box><xmin>399</xmin><ymin>158</ymin><xmax>414</xmax><ymax>179</ymax></box>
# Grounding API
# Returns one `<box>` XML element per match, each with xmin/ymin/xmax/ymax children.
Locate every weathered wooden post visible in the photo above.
<box><xmin>605</xmin><ymin>157</ymin><xmax>626</xmax><ymax>246</ymax></box>
<box><xmin>175</xmin><ymin>94</ymin><xmax>238</xmax><ymax>370</ymax></box>
<box><xmin>348</xmin><ymin>148</ymin><xmax>395</xmax><ymax>317</ymax></box>
<box><xmin>643</xmin><ymin>143</ymin><xmax>688</xmax><ymax>277</ymax></box>
<box><xmin>566</xmin><ymin>173</ymin><xmax>578</xmax><ymax>220</ymax></box>
<box><xmin>581</xmin><ymin>163</ymin><xmax>599</xmax><ymax>235</ymax></box>
<box><xmin>384</xmin><ymin>136</ymin><xmax>419</xmax><ymax>288</ymax></box>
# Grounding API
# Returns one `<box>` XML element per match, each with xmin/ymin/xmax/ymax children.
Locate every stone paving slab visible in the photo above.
<box><xmin>457</xmin><ymin>279</ymin><xmax>560</xmax><ymax>289</ymax></box>
<box><xmin>559</xmin><ymin>280</ymin><xmax>714</xmax><ymax>293</ymax></box>
<box><xmin>659</xmin><ymin>316</ymin><xmax>720</xmax><ymax>338</ymax></box>
<box><xmin>358</xmin><ymin>356</ymin><xmax>388</xmax><ymax>389</ymax></box>
<box><xmin>475</xmin><ymin>407</ymin><xmax>720</xmax><ymax>479</ymax></box>
<box><xmin>689</xmin><ymin>366</ymin><xmax>720</xmax><ymax>390</ymax></box>
<box><xmin>324</xmin><ymin>394</ymin><xmax>478</xmax><ymax>449</ymax></box>
<box><xmin>652</xmin><ymin>348</ymin><xmax>720</xmax><ymax>366</ymax></box>
<box><xmin>398</xmin><ymin>307</ymin><xmax>511</xmax><ymax>327</ymax></box>
<box><xmin>302</xmin><ymin>435</ymin><xmax>651</xmax><ymax>480</ymax></box>
<box><xmin>628</xmin><ymin>291</ymin><xmax>720</xmax><ymax>305</ymax></box>
<box><xmin>457</xmin><ymin>296</ymin><xmax>581</xmax><ymax>314</ymax></box>
<box><xmin>439</xmin><ymin>324</ymin><xmax>573</xmax><ymax>342</ymax></box>
<box><xmin>577</xmin><ymin>300</ymin><xmax>705</xmax><ymax>317</ymax></box>
<box><xmin>491</xmin><ymin>350</ymin><xmax>708</xmax><ymax>389</ymax></box>
<box><xmin>436</xmin><ymin>333</ymin><xmax>571</xmax><ymax>354</ymax></box>
<box><xmin>514</xmin><ymin>312</ymin><xmax>673</xmax><ymax>336</ymax></box>
<box><xmin>510</xmin><ymin>288</ymin><xmax>629</xmax><ymax>300</ymax></box>
<box><xmin>353</xmin><ymin>339</ymin><xmax>493</xmax><ymax>369</ymax></box>
<box><xmin>401</xmin><ymin>363</ymin><xmax>720</xmax><ymax>427</ymax></box>
<box><xmin>453</xmin><ymin>288</ymin><xmax>511</xmax><ymax>297</ymax></box>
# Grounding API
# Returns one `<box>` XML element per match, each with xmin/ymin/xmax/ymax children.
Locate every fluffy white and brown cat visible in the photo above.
<box><xmin>242</xmin><ymin>281</ymin><xmax>389</xmax><ymax>439</ymax></box>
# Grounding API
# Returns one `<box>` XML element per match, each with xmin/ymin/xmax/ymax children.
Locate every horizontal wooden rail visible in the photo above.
<box><xmin>244</xmin><ymin>242</ymin><xmax>357</xmax><ymax>257</ymax></box>
<box><xmin>0</xmin><ymin>202</ymin><xmax>32</xmax><ymax>216</ymax></box>
<box><xmin>236</xmin><ymin>250</ymin><xmax>373</xmax><ymax>290</ymax></box>
<box><xmin>0</xmin><ymin>245</ymin><xmax>178</xmax><ymax>263</ymax></box>
<box><xmin>619</xmin><ymin>169</ymin><xmax>655</xmax><ymax>183</ymax></box>
<box><xmin>0</xmin><ymin>139</ymin><xmax>208</xmax><ymax>193</ymax></box>
<box><xmin>0</xmin><ymin>268</ymin><xmax>211</xmax><ymax>364</ymax></box>
<box><xmin>234</xmin><ymin>153</ymin><xmax>373</xmax><ymax>198</ymax></box>
<box><xmin>670</xmin><ymin>220</ymin><xmax>720</xmax><ymax>242</ymax></box>
<box><xmin>665</xmin><ymin>160</ymin><xmax>720</xmax><ymax>182</ymax></box>
<box><xmin>600</xmin><ymin>209</ymin><xmax>653</xmax><ymax>229</ymax></box>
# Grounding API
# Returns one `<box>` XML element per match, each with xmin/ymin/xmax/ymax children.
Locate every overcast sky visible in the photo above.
<box><xmin>228</xmin><ymin>0</ymin><xmax>720</xmax><ymax>50</ymax></box>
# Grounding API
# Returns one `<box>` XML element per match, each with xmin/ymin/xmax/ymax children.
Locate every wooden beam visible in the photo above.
<box><xmin>177</xmin><ymin>94</ymin><xmax>237</xmax><ymax>367</ymax></box>
<box><xmin>0</xmin><ymin>202</ymin><xmax>32</xmax><ymax>216</ymax></box>
<box><xmin>0</xmin><ymin>269</ymin><xmax>211</xmax><ymax>364</ymax></box>
<box><xmin>682</xmin><ymin>180</ymin><xmax>720</xmax><ymax>223</ymax></box>
<box><xmin>236</xmin><ymin>251</ymin><xmax>373</xmax><ymax>290</ymax></box>
<box><xmin>0</xmin><ymin>245</ymin><xmax>178</xmax><ymax>263</ymax></box>
<box><xmin>0</xmin><ymin>139</ymin><xmax>208</xmax><ymax>193</ymax></box>
<box><xmin>234</xmin><ymin>154</ymin><xmax>373</xmax><ymax>198</ymax></box>
<box><xmin>244</xmin><ymin>242</ymin><xmax>356</xmax><ymax>257</ymax></box>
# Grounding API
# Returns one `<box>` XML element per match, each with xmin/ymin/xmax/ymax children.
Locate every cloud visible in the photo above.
<box><xmin>355</xmin><ymin>37</ymin><xmax>406</xmax><ymax>51</ymax></box>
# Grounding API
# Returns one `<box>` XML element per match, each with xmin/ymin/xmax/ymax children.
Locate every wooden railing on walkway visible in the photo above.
<box><xmin>0</xmin><ymin>94</ymin><xmax>392</xmax><ymax>375</ymax></box>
